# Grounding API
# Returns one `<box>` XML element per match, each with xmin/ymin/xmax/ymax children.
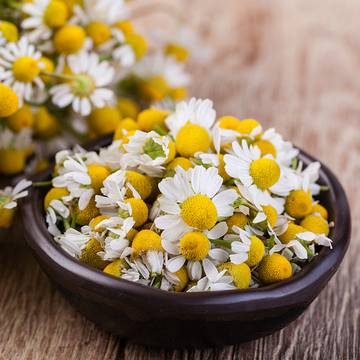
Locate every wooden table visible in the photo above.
<box><xmin>0</xmin><ymin>0</ymin><xmax>359</xmax><ymax>358</ymax></box>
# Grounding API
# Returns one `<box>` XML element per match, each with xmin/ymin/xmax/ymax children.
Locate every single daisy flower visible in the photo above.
<box><xmin>50</xmin><ymin>51</ymin><xmax>115</xmax><ymax>116</ymax></box>
<box><xmin>0</xmin><ymin>37</ymin><xmax>44</xmax><ymax>105</ymax></box>
<box><xmin>154</xmin><ymin>165</ymin><xmax>238</xmax><ymax>242</ymax></box>
<box><xmin>121</xmin><ymin>130</ymin><xmax>175</xmax><ymax>177</ymax></box>
<box><xmin>165</xmin><ymin>98</ymin><xmax>216</xmax><ymax>158</ymax></box>
<box><xmin>0</xmin><ymin>179</ymin><xmax>32</xmax><ymax>228</ymax></box>
<box><xmin>21</xmin><ymin>0</ymin><xmax>69</xmax><ymax>43</ymax></box>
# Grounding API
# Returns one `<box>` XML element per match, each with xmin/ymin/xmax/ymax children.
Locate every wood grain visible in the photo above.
<box><xmin>0</xmin><ymin>0</ymin><xmax>359</xmax><ymax>359</ymax></box>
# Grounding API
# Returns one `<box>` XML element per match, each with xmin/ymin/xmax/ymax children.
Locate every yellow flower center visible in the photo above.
<box><xmin>218</xmin><ymin>116</ymin><xmax>241</xmax><ymax>130</ymax></box>
<box><xmin>54</xmin><ymin>25</ymin><xmax>86</xmax><ymax>54</ymax></box>
<box><xmin>311</xmin><ymin>203</ymin><xmax>328</xmax><ymax>220</ymax></box>
<box><xmin>125</xmin><ymin>170</ymin><xmax>153</xmax><ymax>200</ymax></box>
<box><xmin>39</xmin><ymin>56</ymin><xmax>55</xmax><ymax>83</ymax></box>
<box><xmin>219</xmin><ymin>262</ymin><xmax>251</xmax><ymax>289</ymax></box>
<box><xmin>75</xmin><ymin>198</ymin><xmax>100</xmax><ymax>226</ymax></box>
<box><xmin>80</xmin><ymin>238</ymin><xmax>109</xmax><ymax>270</ymax></box>
<box><xmin>253</xmin><ymin>140</ymin><xmax>277</xmax><ymax>157</ymax></box>
<box><xmin>262</xmin><ymin>205</ymin><xmax>278</xmax><ymax>228</ymax></box>
<box><xmin>0</xmin><ymin>149</ymin><xmax>26</xmax><ymax>175</ymax></box>
<box><xmin>126</xmin><ymin>198</ymin><xmax>149</xmax><ymax>228</ymax></box>
<box><xmin>300</xmin><ymin>214</ymin><xmax>330</xmax><ymax>236</ymax></box>
<box><xmin>137</xmin><ymin>108</ymin><xmax>169</xmax><ymax>132</ymax></box>
<box><xmin>0</xmin><ymin>21</ymin><xmax>19</xmax><ymax>42</ymax></box>
<box><xmin>236</xmin><ymin>118</ymin><xmax>262</xmax><ymax>136</ymax></box>
<box><xmin>165</xmin><ymin>43</ymin><xmax>189</xmax><ymax>62</ymax></box>
<box><xmin>218</xmin><ymin>153</ymin><xmax>231</xmax><ymax>182</ymax></box>
<box><xmin>86</xmin><ymin>21</ymin><xmax>112</xmax><ymax>46</ymax></box>
<box><xmin>34</xmin><ymin>106</ymin><xmax>59</xmax><ymax>139</ymax></box>
<box><xmin>285</xmin><ymin>190</ymin><xmax>312</xmax><ymax>219</ymax></box>
<box><xmin>126</xmin><ymin>33</ymin><xmax>148</xmax><ymax>59</ymax></box>
<box><xmin>44</xmin><ymin>187</ymin><xmax>69</xmax><ymax>210</ymax></box>
<box><xmin>89</xmin><ymin>215</ymin><xmax>110</xmax><ymax>232</ymax></box>
<box><xmin>132</xmin><ymin>229</ymin><xmax>163</xmax><ymax>254</ymax></box>
<box><xmin>114</xmin><ymin>20</ymin><xmax>134</xmax><ymax>37</ymax></box>
<box><xmin>117</xmin><ymin>97</ymin><xmax>139</xmax><ymax>119</ymax></box>
<box><xmin>176</xmin><ymin>123</ymin><xmax>211</xmax><ymax>158</ymax></box>
<box><xmin>0</xmin><ymin>83</ymin><xmax>19</xmax><ymax>118</ymax></box>
<box><xmin>6</xmin><ymin>104</ymin><xmax>33</xmax><ymax>133</ymax></box>
<box><xmin>180</xmin><ymin>232</ymin><xmax>210</xmax><ymax>261</ymax></box>
<box><xmin>249</xmin><ymin>158</ymin><xmax>280</xmax><ymax>190</ymax></box>
<box><xmin>226</xmin><ymin>213</ymin><xmax>248</xmax><ymax>233</ymax></box>
<box><xmin>166</xmin><ymin>157</ymin><xmax>192</xmax><ymax>173</ymax></box>
<box><xmin>140</xmin><ymin>76</ymin><xmax>168</xmax><ymax>102</ymax></box>
<box><xmin>87</xmin><ymin>107</ymin><xmax>122</xmax><ymax>135</ymax></box>
<box><xmin>87</xmin><ymin>164</ymin><xmax>110</xmax><ymax>193</ymax></box>
<box><xmin>257</xmin><ymin>253</ymin><xmax>292</xmax><ymax>284</ymax></box>
<box><xmin>181</xmin><ymin>194</ymin><xmax>217</xmax><ymax>230</ymax></box>
<box><xmin>12</xmin><ymin>56</ymin><xmax>40</xmax><ymax>83</ymax></box>
<box><xmin>103</xmin><ymin>259</ymin><xmax>123</xmax><ymax>278</ymax></box>
<box><xmin>173</xmin><ymin>267</ymin><xmax>189</xmax><ymax>292</ymax></box>
<box><xmin>0</xmin><ymin>207</ymin><xmax>16</xmax><ymax>229</ymax></box>
<box><xmin>279</xmin><ymin>222</ymin><xmax>306</xmax><ymax>244</ymax></box>
<box><xmin>246</xmin><ymin>235</ymin><xmax>265</xmax><ymax>267</ymax></box>
<box><xmin>43</xmin><ymin>0</ymin><xmax>69</xmax><ymax>28</ymax></box>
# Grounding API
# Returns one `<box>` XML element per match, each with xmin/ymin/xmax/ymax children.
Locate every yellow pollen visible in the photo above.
<box><xmin>300</xmin><ymin>214</ymin><xmax>330</xmax><ymax>236</ymax></box>
<box><xmin>87</xmin><ymin>107</ymin><xmax>122</xmax><ymax>135</ymax></box>
<box><xmin>257</xmin><ymin>253</ymin><xmax>292</xmax><ymax>284</ymax></box>
<box><xmin>33</xmin><ymin>106</ymin><xmax>59</xmax><ymax>139</ymax></box>
<box><xmin>279</xmin><ymin>222</ymin><xmax>306</xmax><ymax>244</ymax></box>
<box><xmin>169</xmin><ymin>87</ymin><xmax>187</xmax><ymax>101</ymax></box>
<box><xmin>165</xmin><ymin>43</ymin><xmax>189</xmax><ymax>62</ymax></box>
<box><xmin>87</xmin><ymin>164</ymin><xmax>110</xmax><ymax>193</ymax></box>
<box><xmin>219</xmin><ymin>262</ymin><xmax>251</xmax><ymax>289</ymax></box>
<box><xmin>254</xmin><ymin>140</ymin><xmax>277</xmax><ymax>157</ymax></box>
<box><xmin>39</xmin><ymin>56</ymin><xmax>55</xmax><ymax>83</ymax></box>
<box><xmin>246</xmin><ymin>235</ymin><xmax>265</xmax><ymax>267</ymax></box>
<box><xmin>89</xmin><ymin>215</ymin><xmax>110</xmax><ymax>232</ymax></box>
<box><xmin>285</xmin><ymin>190</ymin><xmax>313</xmax><ymax>219</ymax></box>
<box><xmin>0</xmin><ymin>83</ymin><xmax>19</xmax><ymax>117</ymax></box>
<box><xmin>139</xmin><ymin>76</ymin><xmax>168</xmax><ymax>102</ymax></box>
<box><xmin>126</xmin><ymin>198</ymin><xmax>148</xmax><ymax>228</ymax></box>
<box><xmin>237</xmin><ymin>118</ymin><xmax>262</xmax><ymax>136</ymax></box>
<box><xmin>117</xmin><ymin>98</ymin><xmax>139</xmax><ymax>119</ymax></box>
<box><xmin>218</xmin><ymin>154</ymin><xmax>231</xmax><ymax>182</ymax></box>
<box><xmin>0</xmin><ymin>21</ymin><xmax>19</xmax><ymax>42</ymax></box>
<box><xmin>176</xmin><ymin>123</ymin><xmax>211</xmax><ymax>158</ymax></box>
<box><xmin>262</xmin><ymin>205</ymin><xmax>278</xmax><ymax>228</ymax></box>
<box><xmin>44</xmin><ymin>187</ymin><xmax>69</xmax><ymax>210</ymax></box>
<box><xmin>103</xmin><ymin>259</ymin><xmax>123</xmax><ymax>278</ymax></box>
<box><xmin>0</xmin><ymin>149</ymin><xmax>26</xmax><ymax>175</ymax></box>
<box><xmin>180</xmin><ymin>232</ymin><xmax>210</xmax><ymax>261</ymax></box>
<box><xmin>75</xmin><ymin>198</ymin><xmax>100</xmax><ymax>226</ymax></box>
<box><xmin>165</xmin><ymin>139</ymin><xmax>176</xmax><ymax>164</ymax></box>
<box><xmin>181</xmin><ymin>194</ymin><xmax>217</xmax><ymax>230</ymax></box>
<box><xmin>311</xmin><ymin>203</ymin><xmax>328</xmax><ymax>220</ymax></box>
<box><xmin>12</xmin><ymin>56</ymin><xmax>40</xmax><ymax>83</ymax></box>
<box><xmin>218</xmin><ymin>116</ymin><xmax>241</xmax><ymax>130</ymax></box>
<box><xmin>86</xmin><ymin>21</ymin><xmax>112</xmax><ymax>46</ymax></box>
<box><xmin>249</xmin><ymin>158</ymin><xmax>280</xmax><ymax>190</ymax></box>
<box><xmin>113</xmin><ymin>119</ymin><xmax>139</xmax><ymax>140</ymax></box>
<box><xmin>43</xmin><ymin>0</ymin><xmax>69</xmax><ymax>28</ymax></box>
<box><xmin>6</xmin><ymin>104</ymin><xmax>33</xmax><ymax>133</ymax></box>
<box><xmin>114</xmin><ymin>20</ymin><xmax>134</xmax><ymax>37</ymax></box>
<box><xmin>54</xmin><ymin>25</ymin><xmax>86</xmax><ymax>54</ymax></box>
<box><xmin>173</xmin><ymin>267</ymin><xmax>189</xmax><ymax>292</ymax></box>
<box><xmin>132</xmin><ymin>229</ymin><xmax>163</xmax><ymax>254</ymax></box>
<box><xmin>125</xmin><ymin>170</ymin><xmax>153</xmax><ymax>200</ymax></box>
<box><xmin>137</xmin><ymin>108</ymin><xmax>169</xmax><ymax>132</ymax></box>
<box><xmin>226</xmin><ymin>213</ymin><xmax>248</xmax><ymax>233</ymax></box>
<box><xmin>167</xmin><ymin>157</ymin><xmax>192</xmax><ymax>172</ymax></box>
<box><xmin>80</xmin><ymin>238</ymin><xmax>109</xmax><ymax>270</ymax></box>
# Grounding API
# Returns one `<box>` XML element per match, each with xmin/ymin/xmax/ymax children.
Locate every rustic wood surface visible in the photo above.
<box><xmin>0</xmin><ymin>0</ymin><xmax>359</xmax><ymax>359</ymax></box>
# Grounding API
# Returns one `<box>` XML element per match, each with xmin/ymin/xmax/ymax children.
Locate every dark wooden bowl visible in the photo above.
<box><xmin>21</xmin><ymin>139</ymin><xmax>351</xmax><ymax>348</ymax></box>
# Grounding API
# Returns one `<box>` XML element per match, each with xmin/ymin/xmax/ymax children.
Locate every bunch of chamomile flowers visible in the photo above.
<box><xmin>0</xmin><ymin>0</ymin><xmax>191</xmax><ymax>177</ymax></box>
<box><xmin>41</xmin><ymin>97</ymin><xmax>333</xmax><ymax>292</ymax></box>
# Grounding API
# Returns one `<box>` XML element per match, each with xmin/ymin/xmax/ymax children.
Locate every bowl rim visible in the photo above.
<box><xmin>21</xmin><ymin>141</ymin><xmax>351</xmax><ymax>313</ymax></box>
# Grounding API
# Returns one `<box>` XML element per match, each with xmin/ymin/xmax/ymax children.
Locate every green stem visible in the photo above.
<box><xmin>40</xmin><ymin>71</ymin><xmax>76</xmax><ymax>82</ymax></box>
<box><xmin>32</xmin><ymin>181</ymin><xmax>52</xmax><ymax>187</ymax></box>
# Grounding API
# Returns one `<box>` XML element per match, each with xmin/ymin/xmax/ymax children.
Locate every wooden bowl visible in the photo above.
<box><xmin>21</xmin><ymin>139</ymin><xmax>351</xmax><ymax>348</ymax></box>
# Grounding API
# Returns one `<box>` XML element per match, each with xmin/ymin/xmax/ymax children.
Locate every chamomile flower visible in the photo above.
<box><xmin>165</xmin><ymin>98</ymin><xmax>216</xmax><ymax>157</ymax></box>
<box><xmin>21</xmin><ymin>0</ymin><xmax>69</xmax><ymax>43</ymax></box>
<box><xmin>155</xmin><ymin>165</ymin><xmax>238</xmax><ymax>242</ymax></box>
<box><xmin>55</xmin><ymin>227</ymin><xmax>91</xmax><ymax>257</ymax></box>
<box><xmin>0</xmin><ymin>179</ymin><xmax>32</xmax><ymax>210</ymax></box>
<box><xmin>52</xmin><ymin>150</ymin><xmax>108</xmax><ymax>210</ymax></box>
<box><xmin>121</xmin><ymin>131</ymin><xmax>174</xmax><ymax>176</ymax></box>
<box><xmin>0</xmin><ymin>37</ymin><xmax>44</xmax><ymax>105</ymax></box>
<box><xmin>50</xmin><ymin>51</ymin><xmax>115</xmax><ymax>116</ymax></box>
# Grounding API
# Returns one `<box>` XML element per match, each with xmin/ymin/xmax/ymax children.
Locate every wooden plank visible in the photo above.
<box><xmin>0</xmin><ymin>0</ymin><xmax>359</xmax><ymax>359</ymax></box>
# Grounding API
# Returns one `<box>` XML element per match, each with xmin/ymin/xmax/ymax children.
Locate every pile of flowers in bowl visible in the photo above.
<box><xmin>41</xmin><ymin>97</ymin><xmax>334</xmax><ymax>292</ymax></box>
<box><xmin>0</xmin><ymin>0</ymin><xmax>192</xmax><ymax>177</ymax></box>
